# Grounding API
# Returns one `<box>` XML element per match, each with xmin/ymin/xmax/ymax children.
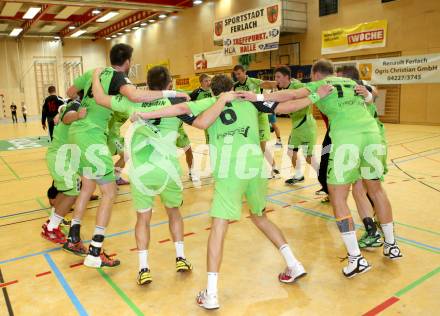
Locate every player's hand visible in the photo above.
<box><xmin>93</xmin><ymin>67</ymin><xmax>104</xmax><ymax>80</ymax></box>
<box><xmin>354</xmin><ymin>85</ymin><xmax>369</xmax><ymax>97</ymax></box>
<box><xmin>236</xmin><ymin>91</ymin><xmax>257</xmax><ymax>102</ymax></box>
<box><xmin>77</xmin><ymin>107</ymin><xmax>87</xmax><ymax>119</ymax></box>
<box><xmin>317</xmin><ymin>85</ymin><xmax>333</xmax><ymax>98</ymax></box>
<box><xmin>130</xmin><ymin>112</ymin><xmax>142</xmax><ymax>122</ymax></box>
<box><xmin>53</xmin><ymin>114</ymin><xmax>60</xmax><ymax>125</ymax></box>
<box><xmin>176</xmin><ymin>92</ymin><xmax>190</xmax><ymax>101</ymax></box>
<box><xmin>219</xmin><ymin>91</ymin><xmax>238</xmax><ymax>102</ymax></box>
<box><xmin>42</xmin><ymin>123</ymin><xmax>46</xmax><ymax>130</ymax></box>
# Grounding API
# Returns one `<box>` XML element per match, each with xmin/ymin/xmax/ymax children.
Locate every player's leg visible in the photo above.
<box><xmin>285</xmin><ymin>146</ymin><xmax>303</xmax><ymax>184</ymax></box>
<box><xmin>135</xmin><ymin>210</ymin><xmax>153</xmax><ymax>285</ymax></box>
<box><xmin>246</xmin><ymin>176</ymin><xmax>306</xmax><ymax>283</ymax></box>
<box><xmin>63</xmin><ymin>176</ymin><xmax>95</xmax><ymax>256</ymax></box>
<box><xmin>260</xmin><ymin>141</ymin><xmax>279</xmax><ymax>178</ymax></box>
<box><xmin>84</xmin><ymin>180</ymin><xmax>119</xmax><ymax>268</ymax></box>
<box><xmin>352</xmin><ymin>180</ymin><xmax>382</xmax><ymax>249</ymax></box>
<box><xmin>317</xmin><ymin>129</ymin><xmax>331</xmax><ymax>198</ymax></box>
<box><xmin>115</xmin><ymin>152</ymin><xmax>129</xmax><ymax>185</ymax></box>
<box><xmin>260</xmin><ymin>114</ymin><xmax>279</xmax><ymax>177</ymax></box>
<box><xmin>269</xmin><ymin>114</ymin><xmax>282</xmax><ymax>147</ymax></box>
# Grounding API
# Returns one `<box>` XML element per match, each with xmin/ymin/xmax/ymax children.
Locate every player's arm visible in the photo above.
<box><xmin>272</xmin><ymin>85</ymin><xmax>333</xmax><ymax>114</ymax></box>
<box><xmin>62</xmin><ymin>108</ymin><xmax>87</xmax><ymax>124</ymax></box>
<box><xmin>237</xmin><ymin>87</ymin><xmax>310</xmax><ymax>103</ymax></box>
<box><xmin>92</xmin><ymin>69</ymin><xmax>113</xmax><ymax>109</ymax></box>
<box><xmin>67</xmin><ymin>72</ymin><xmax>89</xmax><ymax>99</ymax></box>
<box><xmin>190</xmin><ymin>92</ymin><xmax>236</xmax><ymax>129</ymax></box>
<box><xmin>354</xmin><ymin>84</ymin><xmax>374</xmax><ymax>104</ymax></box>
<box><xmin>133</xmin><ymin>102</ymin><xmax>192</xmax><ymax>122</ymax></box>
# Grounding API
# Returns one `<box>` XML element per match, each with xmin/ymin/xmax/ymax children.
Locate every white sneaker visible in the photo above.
<box><xmin>342</xmin><ymin>254</ymin><xmax>371</xmax><ymax>278</ymax></box>
<box><xmin>84</xmin><ymin>254</ymin><xmax>102</xmax><ymax>268</ymax></box>
<box><xmin>189</xmin><ymin>170</ymin><xmax>201</xmax><ymax>187</ymax></box>
<box><xmin>278</xmin><ymin>262</ymin><xmax>307</xmax><ymax>283</ymax></box>
<box><xmin>383</xmin><ymin>241</ymin><xmax>403</xmax><ymax>260</ymax></box>
<box><xmin>196</xmin><ymin>289</ymin><xmax>219</xmax><ymax>310</ymax></box>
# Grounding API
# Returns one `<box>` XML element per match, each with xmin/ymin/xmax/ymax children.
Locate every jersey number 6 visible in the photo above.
<box><xmin>220</xmin><ymin>108</ymin><xmax>237</xmax><ymax>125</ymax></box>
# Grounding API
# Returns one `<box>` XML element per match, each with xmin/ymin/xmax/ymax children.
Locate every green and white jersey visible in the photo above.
<box><xmin>108</xmin><ymin>111</ymin><xmax>129</xmax><ymax>138</ymax></box>
<box><xmin>306</xmin><ymin>76</ymin><xmax>379</xmax><ymax>136</ymax></box>
<box><xmin>48</xmin><ymin>100</ymin><xmax>81</xmax><ymax>154</ymax></box>
<box><xmin>233</xmin><ymin>76</ymin><xmax>263</xmax><ymax>93</ymax></box>
<box><xmin>186</xmin><ymin>97</ymin><xmax>277</xmax><ymax>178</ymax></box>
<box><xmin>110</xmin><ymin>96</ymin><xmax>188</xmax><ymax>169</ymax></box>
<box><xmin>190</xmin><ymin>87</ymin><xmax>212</xmax><ymax>101</ymax></box>
<box><xmin>70</xmin><ymin>67</ymin><xmax>130</xmax><ymax>135</ymax></box>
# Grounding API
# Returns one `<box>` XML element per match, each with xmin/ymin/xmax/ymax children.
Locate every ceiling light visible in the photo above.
<box><xmin>158</xmin><ymin>14</ymin><xmax>167</xmax><ymax>19</ymax></box>
<box><xmin>54</xmin><ymin>36</ymin><xmax>61</xmax><ymax>40</ymax></box>
<box><xmin>70</xmin><ymin>30</ymin><xmax>87</xmax><ymax>38</ymax></box>
<box><xmin>148</xmin><ymin>19</ymin><xmax>155</xmax><ymax>23</ymax></box>
<box><xmin>132</xmin><ymin>26</ymin><xmax>140</xmax><ymax>30</ymax></box>
<box><xmin>111</xmin><ymin>34</ymin><xmax>117</xmax><ymax>38</ymax></box>
<box><xmin>68</xmin><ymin>25</ymin><xmax>76</xmax><ymax>30</ymax></box>
<box><xmin>124</xmin><ymin>29</ymin><xmax>131</xmax><ymax>32</ymax></box>
<box><xmin>140</xmin><ymin>22</ymin><xmax>147</xmax><ymax>26</ymax></box>
<box><xmin>105</xmin><ymin>37</ymin><xmax>111</xmax><ymax>40</ymax></box>
<box><xmin>96</xmin><ymin>11</ymin><xmax>119</xmax><ymax>23</ymax></box>
<box><xmin>194</xmin><ymin>0</ymin><xmax>203</xmax><ymax>4</ymax></box>
<box><xmin>23</xmin><ymin>7</ymin><xmax>41</xmax><ymax>20</ymax></box>
<box><xmin>10</xmin><ymin>28</ymin><xmax>23</xmax><ymax>36</ymax></box>
<box><xmin>117</xmin><ymin>32</ymin><xmax>123</xmax><ymax>35</ymax></box>
<box><xmin>92</xmin><ymin>9</ymin><xmax>101</xmax><ymax>15</ymax></box>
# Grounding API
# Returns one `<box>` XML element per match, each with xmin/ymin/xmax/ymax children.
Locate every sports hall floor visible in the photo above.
<box><xmin>0</xmin><ymin>118</ymin><xmax>439</xmax><ymax>315</ymax></box>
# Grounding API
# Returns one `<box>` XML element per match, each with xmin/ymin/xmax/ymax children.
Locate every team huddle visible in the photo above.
<box><xmin>40</xmin><ymin>43</ymin><xmax>402</xmax><ymax>310</ymax></box>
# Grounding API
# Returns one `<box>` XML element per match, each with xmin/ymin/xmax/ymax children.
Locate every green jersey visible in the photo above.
<box><xmin>48</xmin><ymin>100</ymin><xmax>81</xmax><ymax>153</ymax></box>
<box><xmin>190</xmin><ymin>87</ymin><xmax>212</xmax><ymax>101</ymax></box>
<box><xmin>108</xmin><ymin>110</ymin><xmax>129</xmax><ymax>138</ymax></box>
<box><xmin>366</xmin><ymin>103</ymin><xmax>386</xmax><ymax>137</ymax></box>
<box><xmin>186</xmin><ymin>97</ymin><xmax>276</xmax><ymax>178</ymax></box>
<box><xmin>306</xmin><ymin>76</ymin><xmax>379</xmax><ymax>136</ymax></box>
<box><xmin>110</xmin><ymin>96</ymin><xmax>186</xmax><ymax>169</ymax></box>
<box><xmin>278</xmin><ymin>80</ymin><xmax>314</xmax><ymax>128</ymax></box>
<box><xmin>233</xmin><ymin>77</ymin><xmax>263</xmax><ymax>93</ymax></box>
<box><xmin>70</xmin><ymin>67</ymin><xmax>129</xmax><ymax>134</ymax></box>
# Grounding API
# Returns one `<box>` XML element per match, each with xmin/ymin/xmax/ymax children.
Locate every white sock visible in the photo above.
<box><xmin>47</xmin><ymin>212</ymin><xmax>63</xmax><ymax>231</ymax></box>
<box><xmin>94</xmin><ymin>225</ymin><xmax>106</xmax><ymax>236</ymax></box>
<box><xmin>341</xmin><ymin>231</ymin><xmax>361</xmax><ymax>256</ymax></box>
<box><xmin>381</xmin><ymin>222</ymin><xmax>395</xmax><ymax>244</ymax></box>
<box><xmin>294</xmin><ymin>166</ymin><xmax>303</xmax><ymax>178</ymax></box>
<box><xmin>138</xmin><ymin>250</ymin><xmax>149</xmax><ymax>270</ymax></box>
<box><xmin>279</xmin><ymin>244</ymin><xmax>299</xmax><ymax>268</ymax></box>
<box><xmin>174</xmin><ymin>241</ymin><xmax>185</xmax><ymax>258</ymax></box>
<box><xmin>71</xmin><ymin>218</ymin><xmax>81</xmax><ymax>226</ymax></box>
<box><xmin>207</xmin><ymin>272</ymin><xmax>218</xmax><ymax>295</ymax></box>
<box><xmin>115</xmin><ymin>167</ymin><xmax>122</xmax><ymax>179</ymax></box>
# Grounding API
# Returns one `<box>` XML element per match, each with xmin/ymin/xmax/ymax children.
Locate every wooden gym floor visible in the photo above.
<box><xmin>0</xmin><ymin>118</ymin><xmax>439</xmax><ymax>315</ymax></box>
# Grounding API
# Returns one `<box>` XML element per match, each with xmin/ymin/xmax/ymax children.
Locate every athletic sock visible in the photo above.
<box><xmin>279</xmin><ymin>244</ymin><xmax>299</xmax><ymax>268</ymax></box>
<box><xmin>94</xmin><ymin>225</ymin><xmax>106</xmax><ymax>236</ymax></box>
<box><xmin>47</xmin><ymin>212</ymin><xmax>64</xmax><ymax>231</ymax></box>
<box><xmin>89</xmin><ymin>234</ymin><xmax>104</xmax><ymax>257</ymax></box>
<box><xmin>71</xmin><ymin>218</ymin><xmax>81</xmax><ymax>226</ymax></box>
<box><xmin>362</xmin><ymin>217</ymin><xmax>377</xmax><ymax>236</ymax></box>
<box><xmin>381</xmin><ymin>222</ymin><xmax>395</xmax><ymax>244</ymax></box>
<box><xmin>138</xmin><ymin>250</ymin><xmax>149</xmax><ymax>270</ymax></box>
<box><xmin>294</xmin><ymin>166</ymin><xmax>303</xmax><ymax>179</ymax></box>
<box><xmin>207</xmin><ymin>272</ymin><xmax>218</xmax><ymax>295</ymax></box>
<box><xmin>341</xmin><ymin>231</ymin><xmax>361</xmax><ymax>256</ymax></box>
<box><xmin>277</xmin><ymin>138</ymin><xmax>281</xmax><ymax>143</ymax></box>
<box><xmin>174</xmin><ymin>241</ymin><xmax>185</xmax><ymax>258</ymax></box>
<box><xmin>115</xmin><ymin>167</ymin><xmax>122</xmax><ymax>180</ymax></box>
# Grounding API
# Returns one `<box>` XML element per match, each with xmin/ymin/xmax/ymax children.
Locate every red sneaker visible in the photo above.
<box><xmin>62</xmin><ymin>240</ymin><xmax>88</xmax><ymax>257</ymax></box>
<box><xmin>41</xmin><ymin>221</ymin><xmax>67</xmax><ymax>244</ymax></box>
<box><xmin>116</xmin><ymin>178</ymin><xmax>130</xmax><ymax>185</ymax></box>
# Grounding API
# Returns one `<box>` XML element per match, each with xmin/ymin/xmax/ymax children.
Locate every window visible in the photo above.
<box><xmin>319</xmin><ymin>0</ymin><xmax>338</xmax><ymax>17</ymax></box>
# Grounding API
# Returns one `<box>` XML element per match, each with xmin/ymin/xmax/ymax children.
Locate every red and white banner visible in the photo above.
<box><xmin>193</xmin><ymin>50</ymin><xmax>232</xmax><ymax>70</ymax></box>
<box><xmin>223</xmin><ymin>27</ymin><xmax>280</xmax><ymax>56</ymax></box>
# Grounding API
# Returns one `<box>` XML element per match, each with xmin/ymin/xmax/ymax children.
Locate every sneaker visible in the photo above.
<box><xmin>90</xmin><ymin>195</ymin><xmax>99</xmax><ymax>201</ymax></box>
<box><xmin>383</xmin><ymin>241</ymin><xmax>403</xmax><ymax>260</ymax></box>
<box><xmin>358</xmin><ymin>231</ymin><xmax>383</xmax><ymax>249</ymax></box>
<box><xmin>321</xmin><ymin>196</ymin><xmax>330</xmax><ymax>203</ymax></box>
<box><xmin>315</xmin><ymin>188</ymin><xmax>327</xmax><ymax>196</ymax></box>
<box><xmin>274</xmin><ymin>141</ymin><xmax>283</xmax><ymax>148</ymax></box>
<box><xmin>84</xmin><ymin>251</ymin><xmax>121</xmax><ymax>268</ymax></box>
<box><xmin>196</xmin><ymin>289</ymin><xmax>219</xmax><ymax>310</ymax></box>
<box><xmin>278</xmin><ymin>262</ymin><xmax>307</xmax><ymax>283</ymax></box>
<box><xmin>342</xmin><ymin>254</ymin><xmax>371</xmax><ymax>278</ymax></box>
<box><xmin>285</xmin><ymin>176</ymin><xmax>304</xmax><ymax>185</ymax></box>
<box><xmin>62</xmin><ymin>240</ymin><xmax>88</xmax><ymax>257</ymax></box>
<box><xmin>116</xmin><ymin>178</ymin><xmax>129</xmax><ymax>185</ymax></box>
<box><xmin>41</xmin><ymin>222</ymin><xmax>67</xmax><ymax>244</ymax></box>
<box><xmin>137</xmin><ymin>268</ymin><xmax>152</xmax><ymax>285</ymax></box>
<box><xmin>176</xmin><ymin>257</ymin><xmax>193</xmax><ymax>272</ymax></box>
<box><xmin>270</xmin><ymin>168</ymin><xmax>280</xmax><ymax>179</ymax></box>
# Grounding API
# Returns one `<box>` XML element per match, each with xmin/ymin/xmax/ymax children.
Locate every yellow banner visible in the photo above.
<box><xmin>175</xmin><ymin>76</ymin><xmax>199</xmax><ymax>92</ymax></box>
<box><xmin>322</xmin><ymin>20</ymin><xmax>387</xmax><ymax>55</ymax></box>
<box><xmin>146</xmin><ymin>59</ymin><xmax>170</xmax><ymax>71</ymax></box>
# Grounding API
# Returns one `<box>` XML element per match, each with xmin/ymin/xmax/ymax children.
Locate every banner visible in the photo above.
<box><xmin>223</xmin><ymin>27</ymin><xmax>280</xmax><ymax>56</ymax></box>
<box><xmin>194</xmin><ymin>50</ymin><xmax>232</xmax><ymax>70</ymax></box>
<box><xmin>322</xmin><ymin>20</ymin><xmax>387</xmax><ymax>54</ymax></box>
<box><xmin>146</xmin><ymin>59</ymin><xmax>170</xmax><ymax>71</ymax></box>
<box><xmin>214</xmin><ymin>2</ymin><xmax>282</xmax><ymax>41</ymax></box>
<box><xmin>175</xmin><ymin>76</ymin><xmax>200</xmax><ymax>92</ymax></box>
<box><xmin>335</xmin><ymin>54</ymin><xmax>440</xmax><ymax>84</ymax></box>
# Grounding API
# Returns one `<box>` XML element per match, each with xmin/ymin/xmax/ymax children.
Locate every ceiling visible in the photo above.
<box><xmin>0</xmin><ymin>0</ymin><xmax>196</xmax><ymax>40</ymax></box>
